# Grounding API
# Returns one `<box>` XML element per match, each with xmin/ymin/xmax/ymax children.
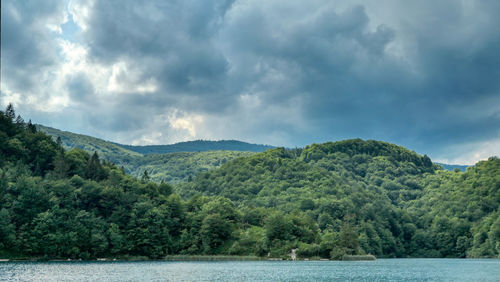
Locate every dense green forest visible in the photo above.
<box><xmin>1</xmin><ymin>105</ymin><xmax>499</xmax><ymax>260</ymax></box>
<box><xmin>126</xmin><ymin>151</ymin><xmax>254</xmax><ymax>183</ymax></box>
<box><xmin>38</xmin><ymin>125</ymin><xmax>464</xmax><ymax>185</ymax></box>
<box><xmin>38</xmin><ymin>125</ymin><xmax>255</xmax><ymax>183</ymax></box>
<box><xmin>179</xmin><ymin>142</ymin><xmax>499</xmax><ymax>258</ymax></box>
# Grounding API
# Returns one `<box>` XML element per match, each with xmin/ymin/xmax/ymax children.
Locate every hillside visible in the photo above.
<box><xmin>118</xmin><ymin>140</ymin><xmax>274</xmax><ymax>154</ymax></box>
<box><xmin>38</xmin><ymin>125</ymin><xmax>272</xmax><ymax>155</ymax></box>
<box><xmin>36</xmin><ymin>125</ymin><xmax>142</xmax><ymax>163</ymax></box>
<box><xmin>179</xmin><ymin>139</ymin><xmax>499</xmax><ymax>258</ymax></box>
<box><xmin>125</xmin><ymin>151</ymin><xmax>254</xmax><ymax>183</ymax></box>
<box><xmin>1</xmin><ymin>107</ymin><xmax>184</xmax><ymax>259</ymax></box>
<box><xmin>37</xmin><ymin>125</ymin><xmax>257</xmax><ymax>183</ymax></box>
<box><xmin>3</xmin><ymin>119</ymin><xmax>494</xmax><ymax>259</ymax></box>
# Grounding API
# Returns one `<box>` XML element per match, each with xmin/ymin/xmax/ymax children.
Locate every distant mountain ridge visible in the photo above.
<box><xmin>37</xmin><ymin>125</ymin><xmax>469</xmax><ymax>179</ymax></box>
<box><xmin>37</xmin><ymin>125</ymin><xmax>274</xmax><ymax>154</ymax></box>
<box><xmin>36</xmin><ymin>125</ymin><xmax>268</xmax><ymax>183</ymax></box>
<box><xmin>36</xmin><ymin>125</ymin><xmax>141</xmax><ymax>160</ymax></box>
<box><xmin>117</xmin><ymin>140</ymin><xmax>274</xmax><ymax>154</ymax></box>
<box><xmin>436</xmin><ymin>163</ymin><xmax>469</xmax><ymax>172</ymax></box>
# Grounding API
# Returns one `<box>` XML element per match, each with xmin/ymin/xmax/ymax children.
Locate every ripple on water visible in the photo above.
<box><xmin>1</xmin><ymin>259</ymin><xmax>499</xmax><ymax>281</ymax></box>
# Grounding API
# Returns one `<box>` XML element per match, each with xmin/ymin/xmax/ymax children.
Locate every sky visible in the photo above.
<box><xmin>1</xmin><ymin>0</ymin><xmax>499</xmax><ymax>165</ymax></box>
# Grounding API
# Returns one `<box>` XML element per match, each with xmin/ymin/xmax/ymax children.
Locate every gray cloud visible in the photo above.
<box><xmin>1</xmin><ymin>0</ymin><xmax>65</xmax><ymax>93</ymax></box>
<box><xmin>1</xmin><ymin>0</ymin><xmax>499</xmax><ymax>164</ymax></box>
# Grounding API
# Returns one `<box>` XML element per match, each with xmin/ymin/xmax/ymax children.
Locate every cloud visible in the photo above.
<box><xmin>1</xmin><ymin>0</ymin><xmax>66</xmax><ymax>97</ymax></box>
<box><xmin>1</xmin><ymin>0</ymin><xmax>499</xmax><ymax>163</ymax></box>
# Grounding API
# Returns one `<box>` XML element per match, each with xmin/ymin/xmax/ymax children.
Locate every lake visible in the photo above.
<box><xmin>1</xmin><ymin>259</ymin><xmax>499</xmax><ymax>281</ymax></box>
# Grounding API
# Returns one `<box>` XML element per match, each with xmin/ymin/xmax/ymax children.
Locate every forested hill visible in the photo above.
<box><xmin>38</xmin><ymin>125</ymin><xmax>466</xmax><ymax>180</ymax></box>
<box><xmin>118</xmin><ymin>140</ymin><xmax>274</xmax><ymax>154</ymax></box>
<box><xmin>37</xmin><ymin>125</ymin><xmax>142</xmax><ymax>162</ymax></box>
<box><xmin>36</xmin><ymin>125</ymin><xmax>257</xmax><ymax>183</ymax></box>
<box><xmin>180</xmin><ymin>139</ymin><xmax>436</xmax><ymax>200</ymax></box>
<box><xmin>37</xmin><ymin>125</ymin><xmax>273</xmax><ymax>155</ymax></box>
<box><xmin>3</xmin><ymin>106</ymin><xmax>498</xmax><ymax>260</ymax></box>
<box><xmin>179</xmin><ymin>140</ymin><xmax>499</xmax><ymax>258</ymax></box>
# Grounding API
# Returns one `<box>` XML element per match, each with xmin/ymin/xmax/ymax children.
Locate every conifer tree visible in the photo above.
<box><xmin>141</xmin><ymin>170</ymin><xmax>150</xmax><ymax>182</ymax></box>
<box><xmin>15</xmin><ymin>115</ymin><xmax>24</xmax><ymax>125</ymax></box>
<box><xmin>27</xmin><ymin>119</ymin><xmax>37</xmax><ymax>133</ymax></box>
<box><xmin>85</xmin><ymin>151</ymin><xmax>104</xmax><ymax>180</ymax></box>
<box><xmin>5</xmin><ymin>103</ymin><xmax>15</xmax><ymax>120</ymax></box>
<box><xmin>56</xmin><ymin>136</ymin><xmax>63</xmax><ymax>147</ymax></box>
<box><xmin>53</xmin><ymin>151</ymin><xmax>69</xmax><ymax>178</ymax></box>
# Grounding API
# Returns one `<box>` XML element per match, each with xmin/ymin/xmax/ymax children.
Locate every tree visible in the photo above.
<box><xmin>300</xmin><ymin>199</ymin><xmax>315</xmax><ymax>210</ymax></box>
<box><xmin>265</xmin><ymin>212</ymin><xmax>291</xmax><ymax>242</ymax></box>
<box><xmin>15</xmin><ymin>115</ymin><xmax>24</xmax><ymax>125</ymax></box>
<box><xmin>422</xmin><ymin>154</ymin><xmax>432</xmax><ymax>167</ymax></box>
<box><xmin>85</xmin><ymin>151</ymin><xmax>105</xmax><ymax>181</ymax></box>
<box><xmin>0</xmin><ymin>208</ymin><xmax>16</xmax><ymax>250</ymax></box>
<box><xmin>201</xmin><ymin>213</ymin><xmax>232</xmax><ymax>254</ymax></box>
<box><xmin>338</xmin><ymin>221</ymin><xmax>359</xmax><ymax>255</ymax></box>
<box><xmin>27</xmin><ymin>119</ymin><xmax>37</xmax><ymax>133</ymax></box>
<box><xmin>52</xmin><ymin>151</ymin><xmax>69</xmax><ymax>178</ymax></box>
<box><xmin>5</xmin><ymin>103</ymin><xmax>15</xmax><ymax>120</ymax></box>
<box><xmin>56</xmin><ymin>136</ymin><xmax>62</xmax><ymax>147</ymax></box>
<box><xmin>141</xmin><ymin>170</ymin><xmax>150</xmax><ymax>182</ymax></box>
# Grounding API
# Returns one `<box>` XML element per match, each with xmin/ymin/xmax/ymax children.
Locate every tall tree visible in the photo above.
<box><xmin>27</xmin><ymin>119</ymin><xmax>37</xmax><ymax>133</ymax></box>
<box><xmin>141</xmin><ymin>170</ymin><xmax>150</xmax><ymax>182</ymax></box>
<box><xmin>5</xmin><ymin>103</ymin><xmax>15</xmax><ymax>120</ymax></box>
<box><xmin>15</xmin><ymin>115</ymin><xmax>24</xmax><ymax>125</ymax></box>
<box><xmin>85</xmin><ymin>151</ymin><xmax>105</xmax><ymax>181</ymax></box>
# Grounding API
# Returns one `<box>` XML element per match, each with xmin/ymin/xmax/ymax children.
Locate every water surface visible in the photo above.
<box><xmin>1</xmin><ymin>259</ymin><xmax>499</xmax><ymax>281</ymax></box>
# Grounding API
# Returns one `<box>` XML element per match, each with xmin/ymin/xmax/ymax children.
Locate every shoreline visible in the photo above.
<box><xmin>0</xmin><ymin>255</ymin><xmax>352</xmax><ymax>262</ymax></box>
<box><xmin>2</xmin><ymin>255</ymin><xmax>499</xmax><ymax>263</ymax></box>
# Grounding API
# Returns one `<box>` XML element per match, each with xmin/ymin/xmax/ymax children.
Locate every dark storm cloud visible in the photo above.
<box><xmin>65</xmin><ymin>74</ymin><xmax>95</xmax><ymax>103</ymax></box>
<box><xmin>388</xmin><ymin>0</ymin><xmax>500</xmax><ymax>151</ymax></box>
<box><xmin>212</xmin><ymin>0</ymin><xmax>500</xmax><ymax>155</ymax></box>
<box><xmin>1</xmin><ymin>0</ymin><xmax>65</xmax><ymax>92</ymax></box>
<box><xmin>2</xmin><ymin>0</ymin><xmax>499</xmax><ymax>162</ymax></box>
<box><xmin>83</xmin><ymin>0</ymin><xmax>233</xmax><ymax>99</ymax></box>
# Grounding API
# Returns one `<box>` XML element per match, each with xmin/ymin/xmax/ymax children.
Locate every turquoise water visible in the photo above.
<box><xmin>1</xmin><ymin>259</ymin><xmax>499</xmax><ymax>281</ymax></box>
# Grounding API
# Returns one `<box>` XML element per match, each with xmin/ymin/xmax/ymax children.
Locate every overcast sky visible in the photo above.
<box><xmin>1</xmin><ymin>0</ymin><xmax>499</xmax><ymax>164</ymax></box>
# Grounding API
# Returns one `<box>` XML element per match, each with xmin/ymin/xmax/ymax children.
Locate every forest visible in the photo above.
<box><xmin>37</xmin><ymin>125</ymin><xmax>259</xmax><ymax>183</ymax></box>
<box><xmin>1</xmin><ymin>105</ymin><xmax>499</xmax><ymax>260</ymax></box>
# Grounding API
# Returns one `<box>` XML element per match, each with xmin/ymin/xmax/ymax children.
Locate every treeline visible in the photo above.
<box><xmin>1</xmin><ymin>105</ymin><xmax>499</xmax><ymax>259</ymax></box>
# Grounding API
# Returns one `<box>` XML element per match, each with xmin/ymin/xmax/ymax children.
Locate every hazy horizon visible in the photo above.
<box><xmin>2</xmin><ymin>0</ymin><xmax>499</xmax><ymax>165</ymax></box>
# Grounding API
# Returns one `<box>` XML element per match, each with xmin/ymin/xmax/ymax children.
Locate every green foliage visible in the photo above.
<box><xmin>1</xmin><ymin>108</ymin><xmax>498</xmax><ymax>259</ymax></box>
<box><xmin>37</xmin><ymin>125</ymin><xmax>255</xmax><ymax>184</ymax></box>
<box><xmin>178</xmin><ymin>140</ymin><xmax>499</xmax><ymax>258</ymax></box>
<box><xmin>127</xmin><ymin>151</ymin><xmax>254</xmax><ymax>183</ymax></box>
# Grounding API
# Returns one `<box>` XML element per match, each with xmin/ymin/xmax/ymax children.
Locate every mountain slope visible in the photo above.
<box><xmin>180</xmin><ymin>139</ymin><xmax>436</xmax><ymax>201</ymax></box>
<box><xmin>37</xmin><ymin>125</ymin><xmax>258</xmax><ymax>183</ymax></box>
<box><xmin>4</xmin><ymin>110</ymin><xmax>497</xmax><ymax>260</ymax></box>
<box><xmin>118</xmin><ymin>140</ymin><xmax>274</xmax><ymax>154</ymax></box>
<box><xmin>178</xmin><ymin>139</ymin><xmax>499</xmax><ymax>258</ymax></box>
<box><xmin>38</xmin><ymin>125</ymin><xmax>273</xmax><ymax>155</ymax></box>
<box><xmin>125</xmin><ymin>150</ymin><xmax>254</xmax><ymax>183</ymax></box>
<box><xmin>37</xmin><ymin>125</ymin><xmax>142</xmax><ymax>163</ymax></box>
